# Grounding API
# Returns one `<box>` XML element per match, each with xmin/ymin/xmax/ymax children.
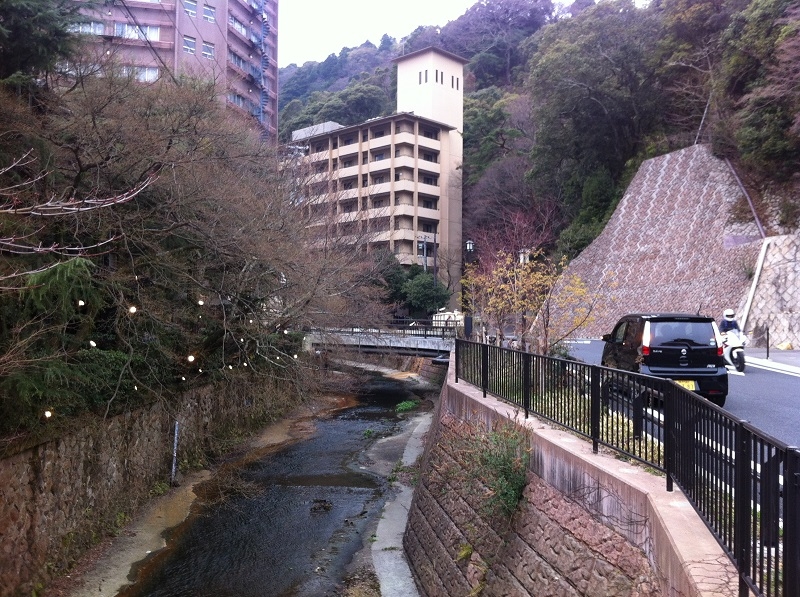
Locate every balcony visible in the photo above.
<box><xmin>417</xmin><ymin>181</ymin><xmax>441</xmax><ymax>196</ymax></box>
<box><xmin>392</xmin><ymin>204</ymin><xmax>416</xmax><ymax>218</ymax></box>
<box><xmin>392</xmin><ymin>179</ymin><xmax>416</xmax><ymax>194</ymax></box>
<box><xmin>366</xmin><ymin>181</ymin><xmax>391</xmax><ymax>195</ymax></box>
<box><xmin>394</xmin><ymin>131</ymin><xmax>416</xmax><ymax>146</ymax></box>
<box><xmin>417</xmin><ymin>135</ymin><xmax>441</xmax><ymax>151</ymax></box>
<box><xmin>417</xmin><ymin>206</ymin><xmax>440</xmax><ymax>221</ymax></box>
<box><xmin>418</xmin><ymin>161</ymin><xmax>441</xmax><ymax>175</ymax></box>
<box><xmin>338</xmin><ymin>164</ymin><xmax>359</xmax><ymax>178</ymax></box>
<box><xmin>393</xmin><ymin>155</ymin><xmax>416</xmax><ymax>170</ymax></box>
<box><xmin>366</xmin><ymin>135</ymin><xmax>391</xmax><ymax>150</ymax></box>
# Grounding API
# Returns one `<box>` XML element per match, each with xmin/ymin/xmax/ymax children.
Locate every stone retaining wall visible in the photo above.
<box><xmin>555</xmin><ymin>143</ymin><xmax>800</xmax><ymax>346</ymax></box>
<box><xmin>745</xmin><ymin>234</ymin><xmax>800</xmax><ymax>347</ymax></box>
<box><xmin>0</xmin><ymin>377</ymin><xmax>290</xmax><ymax>597</ymax></box>
<box><xmin>404</xmin><ymin>367</ymin><xmax>738</xmax><ymax>596</ymax></box>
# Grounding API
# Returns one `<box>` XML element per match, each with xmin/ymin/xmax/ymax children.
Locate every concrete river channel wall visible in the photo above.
<box><xmin>1</xmin><ymin>356</ymin><xmax>734</xmax><ymax>597</ymax></box>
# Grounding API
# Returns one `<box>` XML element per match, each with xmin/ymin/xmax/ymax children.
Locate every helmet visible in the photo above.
<box><xmin>723</xmin><ymin>309</ymin><xmax>735</xmax><ymax>320</ymax></box>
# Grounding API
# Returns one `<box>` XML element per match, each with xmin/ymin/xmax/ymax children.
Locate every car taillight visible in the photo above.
<box><xmin>642</xmin><ymin>324</ymin><xmax>651</xmax><ymax>356</ymax></box>
<box><xmin>717</xmin><ymin>345</ymin><xmax>724</xmax><ymax>357</ymax></box>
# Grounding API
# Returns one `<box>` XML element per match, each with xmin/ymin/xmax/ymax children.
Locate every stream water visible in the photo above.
<box><xmin>116</xmin><ymin>378</ymin><xmax>417</xmax><ymax>597</ymax></box>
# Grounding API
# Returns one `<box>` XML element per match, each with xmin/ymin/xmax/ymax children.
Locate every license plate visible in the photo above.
<box><xmin>675</xmin><ymin>380</ymin><xmax>697</xmax><ymax>391</ymax></box>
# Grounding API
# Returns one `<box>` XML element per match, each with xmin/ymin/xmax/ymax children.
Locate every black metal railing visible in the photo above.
<box><xmin>454</xmin><ymin>339</ymin><xmax>800</xmax><ymax>597</ymax></box>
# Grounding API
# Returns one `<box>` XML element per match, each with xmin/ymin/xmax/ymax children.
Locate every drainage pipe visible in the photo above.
<box><xmin>741</xmin><ymin>238</ymin><xmax>771</xmax><ymax>335</ymax></box>
<box><xmin>171</xmin><ymin>420</ymin><xmax>179</xmax><ymax>485</ymax></box>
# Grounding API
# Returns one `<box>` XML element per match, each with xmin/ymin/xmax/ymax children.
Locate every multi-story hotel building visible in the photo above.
<box><xmin>74</xmin><ymin>0</ymin><xmax>278</xmax><ymax>137</ymax></box>
<box><xmin>290</xmin><ymin>47</ymin><xmax>466</xmax><ymax>305</ymax></box>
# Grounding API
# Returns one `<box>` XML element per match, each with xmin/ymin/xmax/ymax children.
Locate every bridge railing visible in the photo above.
<box><xmin>323</xmin><ymin>324</ymin><xmax>457</xmax><ymax>340</ymax></box>
<box><xmin>454</xmin><ymin>339</ymin><xmax>800</xmax><ymax>597</ymax></box>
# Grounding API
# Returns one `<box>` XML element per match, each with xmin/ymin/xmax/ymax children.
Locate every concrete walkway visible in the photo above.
<box><xmin>368</xmin><ymin>411</ymin><xmax>430</xmax><ymax>597</ymax></box>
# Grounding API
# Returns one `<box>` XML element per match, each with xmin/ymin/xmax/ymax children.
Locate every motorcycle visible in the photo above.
<box><xmin>722</xmin><ymin>329</ymin><xmax>747</xmax><ymax>372</ymax></box>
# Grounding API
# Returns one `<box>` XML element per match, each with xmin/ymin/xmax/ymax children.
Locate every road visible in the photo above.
<box><xmin>566</xmin><ymin>339</ymin><xmax>800</xmax><ymax>448</ymax></box>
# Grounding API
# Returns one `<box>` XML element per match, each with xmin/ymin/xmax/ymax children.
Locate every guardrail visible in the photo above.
<box><xmin>454</xmin><ymin>339</ymin><xmax>800</xmax><ymax>597</ymax></box>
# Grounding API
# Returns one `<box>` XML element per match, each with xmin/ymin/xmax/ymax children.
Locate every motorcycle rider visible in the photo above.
<box><xmin>719</xmin><ymin>309</ymin><xmax>741</xmax><ymax>334</ymax></box>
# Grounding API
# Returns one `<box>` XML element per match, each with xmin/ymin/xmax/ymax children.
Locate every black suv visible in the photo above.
<box><xmin>601</xmin><ymin>313</ymin><xmax>728</xmax><ymax>407</ymax></box>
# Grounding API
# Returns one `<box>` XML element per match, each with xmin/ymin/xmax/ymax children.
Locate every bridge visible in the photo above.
<box><xmin>304</xmin><ymin>325</ymin><xmax>456</xmax><ymax>357</ymax></box>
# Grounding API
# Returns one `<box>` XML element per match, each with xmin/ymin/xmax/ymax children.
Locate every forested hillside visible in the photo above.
<box><xmin>279</xmin><ymin>0</ymin><xmax>800</xmax><ymax>258</ymax></box>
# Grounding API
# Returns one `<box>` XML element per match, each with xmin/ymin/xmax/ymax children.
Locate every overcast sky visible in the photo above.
<box><xmin>277</xmin><ymin>0</ymin><xmax>476</xmax><ymax>67</ymax></box>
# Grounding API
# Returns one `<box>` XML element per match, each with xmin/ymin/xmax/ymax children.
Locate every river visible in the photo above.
<box><xmin>55</xmin><ymin>372</ymin><xmax>435</xmax><ymax>597</ymax></box>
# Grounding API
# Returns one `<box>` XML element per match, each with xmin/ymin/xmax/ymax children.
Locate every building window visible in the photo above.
<box><xmin>116</xmin><ymin>23</ymin><xmax>159</xmax><ymax>41</ymax></box>
<box><xmin>425</xmin><ymin>70</ymin><xmax>428</xmax><ymax>82</ymax></box>
<box><xmin>362</xmin><ymin>175</ymin><xmax>368</xmax><ymax>187</ymax></box>
<box><xmin>343</xmin><ymin>160</ymin><xmax>353</xmax><ymax>168</ymax></box>
<box><xmin>344</xmin><ymin>137</ymin><xmax>354</xmax><ymax>145</ymax></box>
<box><xmin>229</xmin><ymin>51</ymin><xmax>246</xmax><ymax>70</ymax></box>
<box><xmin>374</xmin><ymin>130</ymin><xmax>384</xmax><ymax>137</ymax></box>
<box><xmin>423</xmin><ymin>176</ymin><xmax>438</xmax><ymax>186</ymax></box>
<box><xmin>374</xmin><ymin>199</ymin><xmax>385</xmax><ymax>208</ymax></box>
<box><xmin>183</xmin><ymin>35</ymin><xmax>196</xmax><ymax>55</ymax></box>
<box><xmin>202</xmin><ymin>41</ymin><xmax>214</xmax><ymax>59</ymax></box>
<box><xmin>343</xmin><ymin>181</ymin><xmax>354</xmax><ymax>190</ymax></box>
<box><xmin>203</xmin><ymin>4</ymin><xmax>215</xmax><ymax>22</ymax></box>
<box><xmin>228</xmin><ymin>93</ymin><xmax>245</xmax><ymax>108</ymax></box>
<box><xmin>184</xmin><ymin>0</ymin><xmax>197</xmax><ymax>17</ymax></box>
<box><xmin>395</xmin><ymin>172</ymin><xmax>400</xmax><ymax>182</ymax></box>
<box><xmin>374</xmin><ymin>176</ymin><xmax>385</xmax><ymax>184</ymax></box>
<box><xmin>122</xmin><ymin>66</ymin><xmax>160</xmax><ymax>82</ymax></box>
<box><xmin>422</xmin><ymin>199</ymin><xmax>435</xmax><ymax>209</ymax></box>
<box><xmin>373</xmin><ymin>152</ymin><xmax>385</xmax><ymax>161</ymax></box>
<box><xmin>423</xmin><ymin>152</ymin><xmax>436</xmax><ymax>162</ymax></box>
<box><xmin>419</xmin><ymin>71</ymin><xmax>422</xmax><ymax>84</ymax></box>
<box><xmin>229</xmin><ymin>16</ymin><xmax>247</xmax><ymax>37</ymax></box>
<box><xmin>422</xmin><ymin>223</ymin><xmax>435</xmax><ymax>233</ymax></box>
<box><xmin>435</xmin><ymin>69</ymin><xmax>438</xmax><ymax>83</ymax></box>
<box><xmin>362</xmin><ymin>132</ymin><xmax>368</xmax><ymax>142</ymax></box>
<box><xmin>74</xmin><ymin>21</ymin><xmax>105</xmax><ymax>35</ymax></box>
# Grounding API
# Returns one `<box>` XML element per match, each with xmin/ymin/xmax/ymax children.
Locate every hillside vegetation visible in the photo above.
<box><xmin>279</xmin><ymin>0</ymin><xmax>800</xmax><ymax>258</ymax></box>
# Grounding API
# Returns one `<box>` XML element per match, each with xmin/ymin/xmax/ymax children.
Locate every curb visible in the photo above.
<box><xmin>746</xmin><ymin>356</ymin><xmax>800</xmax><ymax>376</ymax></box>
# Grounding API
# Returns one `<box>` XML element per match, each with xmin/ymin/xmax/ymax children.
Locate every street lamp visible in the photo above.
<box><xmin>462</xmin><ymin>240</ymin><xmax>477</xmax><ymax>339</ymax></box>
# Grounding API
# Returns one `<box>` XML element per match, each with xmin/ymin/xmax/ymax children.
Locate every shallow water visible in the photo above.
<box><xmin>117</xmin><ymin>382</ymin><xmax>413</xmax><ymax>597</ymax></box>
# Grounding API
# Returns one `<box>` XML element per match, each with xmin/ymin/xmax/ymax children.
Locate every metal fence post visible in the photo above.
<box><xmin>454</xmin><ymin>339</ymin><xmax>460</xmax><ymax>383</ymax></box>
<box><xmin>590</xmin><ymin>365</ymin><xmax>600</xmax><ymax>454</ymax></box>
<box><xmin>734</xmin><ymin>422</ymin><xmax>752</xmax><ymax>597</ymax></box>
<box><xmin>523</xmin><ymin>352</ymin><xmax>531</xmax><ymax>419</ymax></box>
<box><xmin>785</xmin><ymin>448</ymin><xmax>800</xmax><ymax>597</ymax></box>
<box><xmin>662</xmin><ymin>382</ymin><xmax>673</xmax><ymax>492</ymax></box>
<box><xmin>481</xmin><ymin>342</ymin><xmax>489</xmax><ymax>398</ymax></box>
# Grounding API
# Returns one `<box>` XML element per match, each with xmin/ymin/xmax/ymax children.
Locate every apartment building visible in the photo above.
<box><xmin>74</xmin><ymin>0</ymin><xmax>278</xmax><ymax>137</ymax></box>
<box><xmin>291</xmin><ymin>47</ymin><xmax>466</xmax><ymax>304</ymax></box>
